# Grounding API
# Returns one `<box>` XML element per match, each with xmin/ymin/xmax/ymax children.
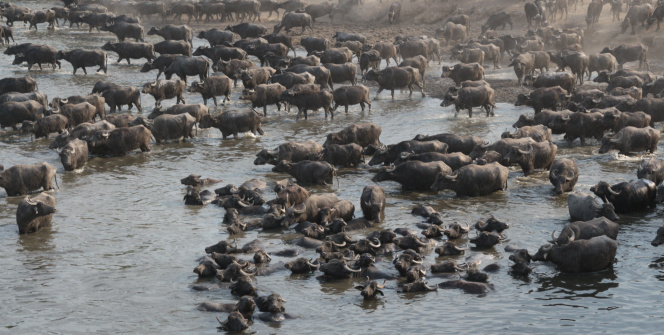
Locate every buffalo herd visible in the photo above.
<box><xmin>4</xmin><ymin>0</ymin><xmax>664</xmax><ymax>331</ymax></box>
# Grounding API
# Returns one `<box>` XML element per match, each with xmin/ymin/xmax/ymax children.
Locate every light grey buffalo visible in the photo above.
<box><xmin>567</xmin><ymin>191</ymin><xmax>619</xmax><ymax>221</ymax></box>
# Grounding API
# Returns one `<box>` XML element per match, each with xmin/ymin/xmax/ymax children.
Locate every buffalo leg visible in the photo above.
<box><xmin>213</xmin><ymin>97</ymin><xmax>218</xmax><ymax>106</ymax></box>
<box><xmin>345</xmin><ymin>105</ymin><xmax>349</xmax><ymax>114</ymax></box>
<box><xmin>73</xmin><ymin>67</ymin><xmax>78</xmax><ymax>75</ymax></box>
<box><xmin>117</xmin><ymin>57</ymin><xmax>122</xmax><ymax>63</ymax></box>
<box><xmin>391</xmin><ymin>89</ymin><xmax>395</xmax><ymax>99</ymax></box>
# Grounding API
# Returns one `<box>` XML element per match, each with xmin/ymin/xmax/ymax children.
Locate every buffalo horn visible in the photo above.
<box><xmin>377</xmin><ymin>280</ymin><xmax>386</xmax><ymax>289</ymax></box>
<box><xmin>518</xmin><ymin>144</ymin><xmax>533</xmax><ymax>155</ymax></box>
<box><xmin>343</xmin><ymin>263</ymin><xmax>362</xmax><ymax>273</ymax></box>
<box><xmin>367</xmin><ymin>238</ymin><xmax>381</xmax><ymax>249</ymax></box>
<box><xmin>607</xmin><ymin>186</ymin><xmax>621</xmax><ymax>195</ymax></box>
<box><xmin>24</xmin><ymin>198</ymin><xmax>37</xmax><ymax>205</ymax></box>
<box><xmin>568</xmin><ymin>230</ymin><xmax>575</xmax><ymax>242</ymax></box>
<box><xmin>444</xmin><ymin>173</ymin><xmax>457</xmax><ymax>181</ymax></box>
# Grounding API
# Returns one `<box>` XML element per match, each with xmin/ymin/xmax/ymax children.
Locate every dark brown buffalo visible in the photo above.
<box><xmin>431</xmin><ymin>162</ymin><xmax>508</xmax><ymax>196</ymax></box>
<box><xmin>549</xmin><ymin>158</ymin><xmax>579</xmax><ymax>194</ymax></box>
<box><xmin>188</xmin><ymin>75</ymin><xmax>233</xmax><ymax>106</ymax></box>
<box><xmin>86</xmin><ymin>125</ymin><xmax>151</xmax><ymax>156</ymax></box>
<box><xmin>21</xmin><ymin>114</ymin><xmax>68</xmax><ymax>139</ymax></box>
<box><xmin>16</xmin><ymin>192</ymin><xmax>56</xmax><ymax>234</ymax></box>
<box><xmin>272</xmin><ymin>160</ymin><xmax>335</xmax><ymax>185</ymax></box>
<box><xmin>56</xmin><ymin>49</ymin><xmax>107</xmax><ymax>74</ymax></box>
<box><xmin>102</xmin><ymin>42</ymin><xmax>154</xmax><ymax>64</ymax></box>
<box><xmin>373</xmin><ymin>161</ymin><xmax>452</xmax><ymax>191</ymax></box>
<box><xmin>141</xmin><ymin>79</ymin><xmax>185</xmax><ymax>107</ymax></box>
<box><xmin>441</xmin><ymin>63</ymin><xmax>484</xmax><ymax>86</ymax></box>
<box><xmin>600</xmin><ymin>43</ymin><xmax>649</xmax><ymax>70</ymax></box>
<box><xmin>599</xmin><ymin>126</ymin><xmax>659</xmax><ymax>155</ymax></box>
<box><xmin>364</xmin><ymin>66</ymin><xmax>424</xmax><ymax>99</ymax></box>
<box><xmin>199</xmin><ymin>110</ymin><xmax>264</xmax><ymax>139</ymax></box>
<box><xmin>240</xmin><ymin>83</ymin><xmax>286</xmax><ymax>115</ymax></box>
<box><xmin>0</xmin><ymin>163</ymin><xmax>57</xmax><ymax>196</ymax></box>
<box><xmin>59</xmin><ymin>138</ymin><xmax>88</xmax><ymax>171</ymax></box>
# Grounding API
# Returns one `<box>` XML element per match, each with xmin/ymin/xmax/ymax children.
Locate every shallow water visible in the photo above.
<box><xmin>2</xmin><ymin>4</ymin><xmax>664</xmax><ymax>334</ymax></box>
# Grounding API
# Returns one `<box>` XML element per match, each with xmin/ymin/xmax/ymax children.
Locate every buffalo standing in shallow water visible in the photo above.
<box><xmin>431</xmin><ymin>162</ymin><xmax>508</xmax><ymax>197</ymax></box>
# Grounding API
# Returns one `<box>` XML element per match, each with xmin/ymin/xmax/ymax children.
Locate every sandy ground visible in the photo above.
<box><xmin>170</xmin><ymin>0</ymin><xmax>664</xmax><ymax>103</ymax></box>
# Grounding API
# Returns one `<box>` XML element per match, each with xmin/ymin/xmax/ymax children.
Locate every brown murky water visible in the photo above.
<box><xmin>2</xmin><ymin>3</ymin><xmax>664</xmax><ymax>333</ymax></box>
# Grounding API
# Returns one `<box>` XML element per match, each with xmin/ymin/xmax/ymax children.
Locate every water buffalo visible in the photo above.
<box><xmin>273</xmin><ymin>12</ymin><xmax>312</xmax><ymax>34</ymax></box>
<box><xmin>278</xmin><ymin>88</ymin><xmax>334</xmax><ymax>120</ymax></box>
<box><xmin>50</xmin><ymin>95</ymin><xmax>105</xmax><ymax>122</ymax></box>
<box><xmin>330</xmin><ymin>85</ymin><xmax>370</xmax><ymax>113</ymax></box>
<box><xmin>441</xmin><ymin>84</ymin><xmax>496</xmax><ymax>118</ymax></box>
<box><xmin>99</xmin><ymin>86</ymin><xmax>141</xmax><ymax>113</ymax></box>
<box><xmin>272</xmin><ymin>160</ymin><xmax>335</xmax><ymax>185</ymax></box>
<box><xmin>501</xmin><ymin>125</ymin><xmax>552</xmax><ymax>142</ymax></box>
<box><xmin>532</xmin><ymin>235</ymin><xmax>617</xmax><ymax>273</ymax></box>
<box><xmin>255</xmin><ymin>140</ymin><xmax>322</xmax><ymax>166</ymax></box>
<box><xmin>49</xmin><ymin>121</ymin><xmax>115</xmax><ymax>149</ymax></box>
<box><xmin>164</xmin><ymin>56</ymin><xmax>209</xmax><ymax>83</ymax></box>
<box><xmin>86</xmin><ymin>125</ymin><xmax>151</xmax><ymax>156</ymax></box>
<box><xmin>451</xmin><ymin>49</ymin><xmax>484</xmax><ymax>66</ymax></box>
<box><xmin>189</xmin><ymin>76</ymin><xmax>233</xmax><ymax>106</ymax></box>
<box><xmin>568</xmin><ymin>191</ymin><xmax>619</xmax><ymax>221</ymax></box>
<box><xmin>0</xmin><ymin>101</ymin><xmax>46</xmax><ymax>130</ymax></box>
<box><xmin>100</xmin><ymin>21</ymin><xmax>144</xmax><ymax>42</ymax></box>
<box><xmin>503</xmin><ymin>141</ymin><xmax>557</xmax><ymax>176</ymax></box>
<box><xmin>412</xmin><ymin>133</ymin><xmax>482</xmax><ymax>155</ymax></box>
<box><xmin>56</xmin><ymin>49</ymin><xmax>107</xmax><ymax>74</ymax></box>
<box><xmin>240</xmin><ymin>83</ymin><xmax>286</xmax><ymax>115</ymax></box>
<box><xmin>481</xmin><ymin>12</ymin><xmax>513</xmax><ymax>33</ymax></box>
<box><xmin>431</xmin><ymin>162</ymin><xmax>508</xmax><ymax>197</ymax></box>
<box><xmin>147</xmin><ymin>24</ymin><xmax>193</xmax><ymax>44</ymax></box>
<box><xmin>199</xmin><ymin>110</ymin><xmax>264</xmax><ymax>139</ymax></box>
<box><xmin>369</xmin><ymin>140</ymin><xmax>448</xmax><ymax>166</ymax></box>
<box><xmin>621</xmin><ymin>3</ymin><xmax>653</xmax><ymax>34</ymax></box>
<box><xmin>147</xmin><ymin>103</ymin><xmax>209</xmax><ymax>124</ymax></box>
<box><xmin>21</xmin><ymin>114</ymin><xmax>68</xmax><ymax>139</ymax></box>
<box><xmin>468</xmin><ymin>137</ymin><xmax>537</xmax><ymax>161</ymax></box>
<box><xmin>324</xmin><ymin>123</ymin><xmax>381</xmax><ymax>148</ymax></box>
<box><xmin>140</xmin><ymin>55</ymin><xmax>182</xmax><ymax>80</ymax></box>
<box><xmin>373</xmin><ymin>161</ymin><xmax>452</xmax><ymax>191</ymax></box>
<box><xmin>16</xmin><ymin>192</ymin><xmax>56</xmax><ymax>234</ymax></box>
<box><xmin>600</xmin><ymin>44</ymin><xmax>649</xmax><ymax>70</ymax></box>
<box><xmin>637</xmin><ymin>158</ymin><xmax>664</xmax><ymax>185</ymax></box>
<box><xmin>283</xmin><ymin>64</ymin><xmax>333</xmax><ymax>89</ymax></box>
<box><xmin>598</xmin><ymin>126</ymin><xmax>659</xmax><ymax>155</ymax></box>
<box><xmin>355</xmin><ymin>277</ymin><xmax>386</xmax><ymax>299</ymax></box>
<box><xmin>515</xmin><ymin>86</ymin><xmax>570</xmax><ymax>114</ymax></box>
<box><xmin>193</xmin><ymin>46</ymin><xmax>247</xmax><ymax>64</ymax></box>
<box><xmin>360</xmin><ymin>185</ymin><xmax>385</xmax><ymax>223</ymax></box>
<box><xmin>526</xmin><ymin>71</ymin><xmax>575</xmax><ymax>94</ymax></box>
<box><xmin>52</xmin><ymin>102</ymin><xmax>97</xmax><ymax>128</ymax></box>
<box><xmin>588</xmin><ymin>53</ymin><xmax>617</xmax><ymax>80</ymax></box>
<box><xmin>591</xmin><ymin>179</ymin><xmax>656</xmax><ymax>213</ymax></box>
<box><xmin>310</xmin><ymin>143</ymin><xmax>363</xmax><ymax>167</ymax></box>
<box><xmin>141</xmin><ymin>79</ymin><xmax>185</xmax><ymax>107</ymax></box>
<box><xmin>0</xmin><ymin>91</ymin><xmax>48</xmax><ymax>108</ymax></box>
<box><xmin>469</xmin><ymin>231</ymin><xmax>501</xmax><ymax>248</ymax></box>
<box><xmin>441</xmin><ymin>63</ymin><xmax>484</xmax><ymax>86</ymax></box>
<box><xmin>153</xmin><ymin>40</ymin><xmax>191</xmax><ymax>57</ymax></box>
<box><xmin>0</xmin><ymin>163</ymin><xmax>57</xmax><ymax>196</ymax></box>
<box><xmin>59</xmin><ymin>138</ymin><xmax>88</xmax><ymax>171</ymax></box>
<box><xmin>281</xmin><ymin>193</ymin><xmax>339</xmax><ymax>227</ymax></box>
<box><xmin>364</xmin><ymin>67</ymin><xmax>424</xmax><ymax>99</ymax></box>
<box><xmin>437</xmin><ymin>22</ymin><xmax>467</xmax><ymax>46</ymax></box>
<box><xmin>549</xmin><ymin>158</ymin><xmax>578</xmax><ymax>194</ymax></box>
<box><xmin>102</xmin><ymin>42</ymin><xmax>154</xmax><ymax>64</ymax></box>
<box><xmin>151</xmin><ymin>113</ymin><xmax>196</xmax><ymax>143</ymax></box>
<box><xmin>11</xmin><ymin>45</ymin><xmax>60</xmax><ymax>70</ymax></box>
<box><xmin>508</xmin><ymin>53</ymin><xmax>535</xmax><ymax>86</ymax></box>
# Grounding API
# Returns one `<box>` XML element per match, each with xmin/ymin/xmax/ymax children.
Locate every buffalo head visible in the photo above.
<box><xmin>355</xmin><ymin>277</ymin><xmax>386</xmax><ymax>299</ymax></box>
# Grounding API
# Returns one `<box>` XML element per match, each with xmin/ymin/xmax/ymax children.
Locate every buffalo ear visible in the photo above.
<box><xmin>34</xmin><ymin>207</ymin><xmax>39</xmax><ymax>215</ymax></box>
<box><xmin>354</xmin><ymin>285</ymin><xmax>364</xmax><ymax>291</ymax></box>
<box><xmin>377</xmin><ymin>289</ymin><xmax>384</xmax><ymax>296</ymax></box>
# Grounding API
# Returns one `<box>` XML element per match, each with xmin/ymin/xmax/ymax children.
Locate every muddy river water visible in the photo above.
<box><xmin>2</xmin><ymin>2</ymin><xmax>664</xmax><ymax>333</ymax></box>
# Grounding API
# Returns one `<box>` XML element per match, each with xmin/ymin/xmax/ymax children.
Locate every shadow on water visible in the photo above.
<box><xmin>535</xmin><ymin>267</ymin><xmax>618</xmax><ymax>300</ymax></box>
<box><xmin>17</xmin><ymin>226</ymin><xmax>55</xmax><ymax>254</ymax></box>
